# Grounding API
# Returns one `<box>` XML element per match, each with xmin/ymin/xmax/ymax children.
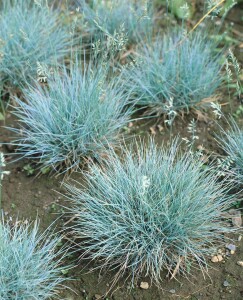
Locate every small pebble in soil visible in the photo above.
<box><xmin>149</xmin><ymin>126</ymin><xmax>156</xmax><ymax>135</ymax></box>
<box><xmin>211</xmin><ymin>255</ymin><xmax>223</xmax><ymax>263</ymax></box>
<box><xmin>157</xmin><ymin>124</ymin><xmax>164</xmax><ymax>132</ymax></box>
<box><xmin>226</xmin><ymin>244</ymin><xmax>236</xmax><ymax>251</ymax></box>
<box><xmin>237</xmin><ymin>261</ymin><xmax>243</xmax><ymax>267</ymax></box>
<box><xmin>229</xmin><ymin>209</ymin><xmax>242</xmax><ymax>227</ymax></box>
<box><xmin>169</xmin><ymin>289</ymin><xmax>176</xmax><ymax>294</ymax></box>
<box><xmin>223</xmin><ymin>280</ymin><xmax>230</xmax><ymax>287</ymax></box>
<box><xmin>81</xmin><ymin>289</ymin><xmax>86</xmax><ymax>295</ymax></box>
<box><xmin>238</xmin><ymin>235</ymin><xmax>242</xmax><ymax>242</ymax></box>
<box><xmin>140</xmin><ymin>282</ymin><xmax>149</xmax><ymax>290</ymax></box>
<box><xmin>94</xmin><ymin>294</ymin><xmax>102</xmax><ymax>300</ymax></box>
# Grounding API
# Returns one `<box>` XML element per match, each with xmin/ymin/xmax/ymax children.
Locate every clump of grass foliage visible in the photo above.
<box><xmin>9</xmin><ymin>61</ymin><xmax>134</xmax><ymax>173</ymax></box>
<box><xmin>79</xmin><ymin>0</ymin><xmax>153</xmax><ymax>46</ymax></box>
<box><xmin>217</xmin><ymin>119</ymin><xmax>243</xmax><ymax>183</ymax></box>
<box><xmin>0</xmin><ymin>0</ymin><xmax>70</xmax><ymax>87</ymax></box>
<box><xmin>0</xmin><ymin>220</ymin><xmax>69</xmax><ymax>299</ymax></box>
<box><xmin>123</xmin><ymin>30</ymin><xmax>222</xmax><ymax>122</ymax></box>
<box><xmin>65</xmin><ymin>140</ymin><xmax>235</xmax><ymax>286</ymax></box>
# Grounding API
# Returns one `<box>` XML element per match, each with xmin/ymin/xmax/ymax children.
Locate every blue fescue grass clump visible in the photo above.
<box><xmin>0</xmin><ymin>0</ymin><xmax>71</xmax><ymax>87</ymax></box>
<box><xmin>65</xmin><ymin>141</ymin><xmax>235</xmax><ymax>286</ymax></box>
<box><xmin>0</xmin><ymin>220</ymin><xmax>69</xmax><ymax>299</ymax></box>
<box><xmin>123</xmin><ymin>30</ymin><xmax>222</xmax><ymax>121</ymax></box>
<box><xmin>79</xmin><ymin>0</ymin><xmax>153</xmax><ymax>45</ymax></box>
<box><xmin>8</xmin><ymin>61</ymin><xmax>134</xmax><ymax>173</ymax></box>
<box><xmin>217</xmin><ymin>120</ymin><xmax>243</xmax><ymax>183</ymax></box>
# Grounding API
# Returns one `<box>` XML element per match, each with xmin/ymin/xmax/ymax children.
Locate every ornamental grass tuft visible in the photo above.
<box><xmin>0</xmin><ymin>0</ymin><xmax>71</xmax><ymax>87</ymax></box>
<box><xmin>79</xmin><ymin>0</ymin><xmax>153</xmax><ymax>46</ymax></box>
<box><xmin>0</xmin><ymin>220</ymin><xmax>69</xmax><ymax>300</ymax></box>
<box><xmin>123</xmin><ymin>30</ymin><xmax>222</xmax><ymax>122</ymax></box>
<box><xmin>217</xmin><ymin>120</ymin><xmax>243</xmax><ymax>183</ymax></box>
<box><xmin>8</xmin><ymin>61</ymin><xmax>134</xmax><ymax>173</ymax></box>
<box><xmin>65</xmin><ymin>141</ymin><xmax>235</xmax><ymax>286</ymax></box>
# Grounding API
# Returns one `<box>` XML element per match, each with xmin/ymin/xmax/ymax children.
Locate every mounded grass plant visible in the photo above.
<box><xmin>218</xmin><ymin>120</ymin><xmax>243</xmax><ymax>183</ymax></box>
<box><xmin>65</xmin><ymin>141</ymin><xmax>235</xmax><ymax>286</ymax></box>
<box><xmin>0</xmin><ymin>0</ymin><xmax>71</xmax><ymax>87</ymax></box>
<box><xmin>0</xmin><ymin>220</ymin><xmax>69</xmax><ymax>299</ymax></box>
<box><xmin>9</xmin><ymin>61</ymin><xmax>134</xmax><ymax>173</ymax></box>
<box><xmin>79</xmin><ymin>0</ymin><xmax>153</xmax><ymax>46</ymax></box>
<box><xmin>123</xmin><ymin>30</ymin><xmax>222</xmax><ymax>121</ymax></box>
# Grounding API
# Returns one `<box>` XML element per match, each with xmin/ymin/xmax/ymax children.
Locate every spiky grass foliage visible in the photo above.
<box><xmin>0</xmin><ymin>220</ymin><xmax>69</xmax><ymax>299</ymax></box>
<box><xmin>65</xmin><ymin>141</ymin><xmax>235</xmax><ymax>286</ymax></box>
<box><xmin>217</xmin><ymin>120</ymin><xmax>243</xmax><ymax>183</ymax></box>
<box><xmin>123</xmin><ymin>30</ymin><xmax>222</xmax><ymax>121</ymax></box>
<box><xmin>0</xmin><ymin>0</ymin><xmax>71</xmax><ymax>87</ymax></box>
<box><xmin>9</xmin><ymin>61</ymin><xmax>134</xmax><ymax>173</ymax></box>
<box><xmin>79</xmin><ymin>0</ymin><xmax>153</xmax><ymax>46</ymax></box>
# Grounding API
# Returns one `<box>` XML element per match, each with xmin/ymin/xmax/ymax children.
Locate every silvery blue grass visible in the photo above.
<box><xmin>218</xmin><ymin>119</ymin><xmax>243</xmax><ymax>183</ymax></box>
<box><xmin>8</xmin><ymin>61</ymin><xmax>134</xmax><ymax>173</ymax></box>
<box><xmin>0</xmin><ymin>220</ymin><xmax>69</xmax><ymax>299</ymax></box>
<box><xmin>65</xmin><ymin>141</ymin><xmax>235</xmax><ymax>286</ymax></box>
<box><xmin>123</xmin><ymin>30</ymin><xmax>222</xmax><ymax>121</ymax></box>
<box><xmin>79</xmin><ymin>0</ymin><xmax>153</xmax><ymax>45</ymax></box>
<box><xmin>0</xmin><ymin>0</ymin><xmax>71</xmax><ymax>87</ymax></box>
